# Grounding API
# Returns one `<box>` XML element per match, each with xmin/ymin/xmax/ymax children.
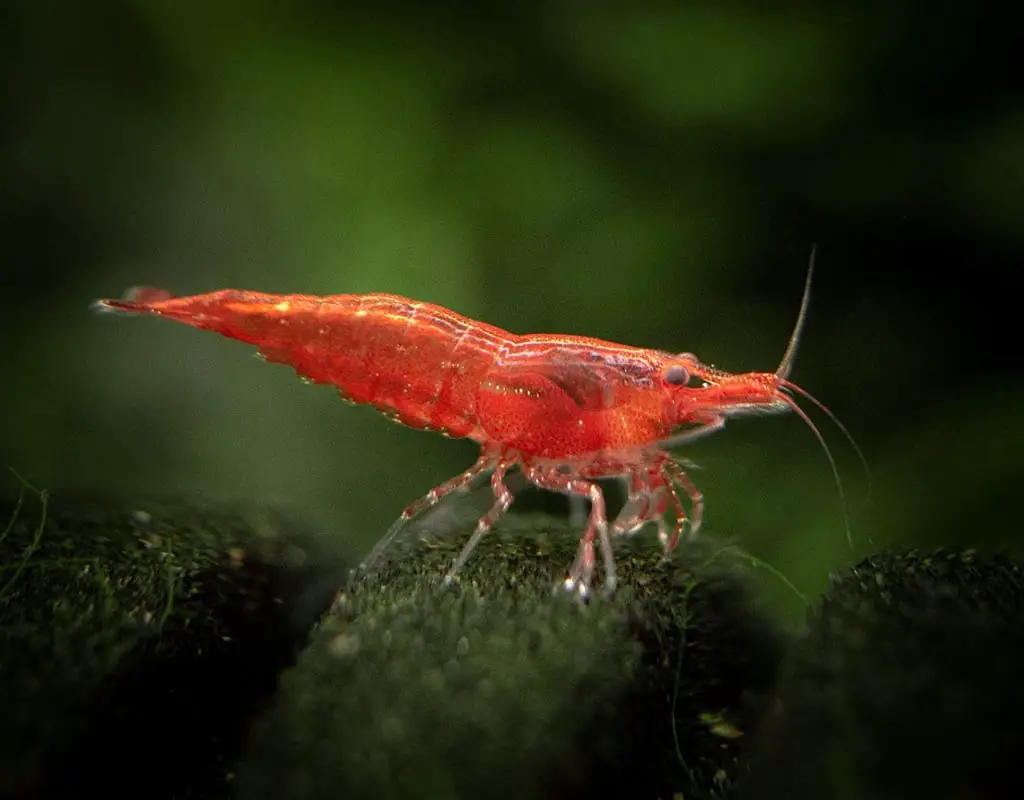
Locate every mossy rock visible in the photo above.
<box><xmin>740</xmin><ymin>547</ymin><xmax>1024</xmax><ymax>800</ymax></box>
<box><xmin>0</xmin><ymin>485</ymin><xmax>348</xmax><ymax>799</ymax></box>
<box><xmin>236</xmin><ymin>512</ymin><xmax>788</xmax><ymax>800</ymax></box>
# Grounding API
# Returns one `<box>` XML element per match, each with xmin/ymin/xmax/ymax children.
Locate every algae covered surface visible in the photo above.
<box><xmin>0</xmin><ymin>473</ymin><xmax>789</xmax><ymax>799</ymax></box>
<box><xmin>0</xmin><ymin>479</ymin><xmax>348</xmax><ymax>798</ymax></box>
<box><xmin>741</xmin><ymin>547</ymin><xmax>1024</xmax><ymax>800</ymax></box>
<box><xmin>235</xmin><ymin>512</ymin><xmax>788</xmax><ymax>800</ymax></box>
<box><xmin>4</xmin><ymin>471</ymin><xmax>1023</xmax><ymax>799</ymax></box>
<box><xmin>0</xmin><ymin>475</ymin><xmax>790</xmax><ymax>798</ymax></box>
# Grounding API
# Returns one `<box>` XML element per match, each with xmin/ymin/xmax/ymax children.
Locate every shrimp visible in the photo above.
<box><xmin>93</xmin><ymin>252</ymin><xmax>861</xmax><ymax>596</ymax></box>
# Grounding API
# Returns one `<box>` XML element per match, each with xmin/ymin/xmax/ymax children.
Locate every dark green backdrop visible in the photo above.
<box><xmin>2</xmin><ymin>0</ymin><xmax>1020</xmax><ymax>622</ymax></box>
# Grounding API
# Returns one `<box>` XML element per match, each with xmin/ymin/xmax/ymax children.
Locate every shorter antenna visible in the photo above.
<box><xmin>776</xmin><ymin>245</ymin><xmax>817</xmax><ymax>381</ymax></box>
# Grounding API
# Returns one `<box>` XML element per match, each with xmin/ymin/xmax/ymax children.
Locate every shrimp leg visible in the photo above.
<box><xmin>611</xmin><ymin>468</ymin><xmax>672</xmax><ymax>542</ymax></box>
<box><xmin>442</xmin><ymin>461</ymin><xmax>515</xmax><ymax>586</ymax></box>
<box><xmin>356</xmin><ymin>451</ymin><xmax>498</xmax><ymax>580</ymax></box>
<box><xmin>609</xmin><ymin>458</ymin><xmax>705</xmax><ymax>558</ymax></box>
<box><xmin>524</xmin><ymin>465</ymin><xmax>611</xmax><ymax>596</ymax></box>
<box><xmin>663</xmin><ymin>458</ymin><xmax>704</xmax><ymax>551</ymax></box>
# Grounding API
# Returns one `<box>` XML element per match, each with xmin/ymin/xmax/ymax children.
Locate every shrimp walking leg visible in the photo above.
<box><xmin>611</xmin><ymin>469</ymin><xmax>673</xmax><ymax>543</ymax></box>
<box><xmin>443</xmin><ymin>462</ymin><xmax>514</xmax><ymax>586</ymax></box>
<box><xmin>663</xmin><ymin>458</ymin><xmax>704</xmax><ymax>551</ymax></box>
<box><xmin>356</xmin><ymin>451</ymin><xmax>498</xmax><ymax>579</ymax></box>
<box><xmin>524</xmin><ymin>466</ymin><xmax>611</xmax><ymax>596</ymax></box>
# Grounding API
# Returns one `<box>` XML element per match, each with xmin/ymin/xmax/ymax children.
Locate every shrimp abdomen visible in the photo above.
<box><xmin>94</xmin><ymin>289</ymin><xmax>511</xmax><ymax>437</ymax></box>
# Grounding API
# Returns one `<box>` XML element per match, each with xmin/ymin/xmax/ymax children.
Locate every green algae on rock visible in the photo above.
<box><xmin>740</xmin><ymin>547</ymin><xmax>1024</xmax><ymax>800</ymax></box>
<box><xmin>0</xmin><ymin>484</ymin><xmax>347</xmax><ymax>799</ymax></box>
<box><xmin>236</xmin><ymin>512</ymin><xmax>787</xmax><ymax>800</ymax></box>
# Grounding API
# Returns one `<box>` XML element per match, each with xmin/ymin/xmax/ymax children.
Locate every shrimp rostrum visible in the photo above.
<box><xmin>94</xmin><ymin>256</ymin><xmax>856</xmax><ymax>596</ymax></box>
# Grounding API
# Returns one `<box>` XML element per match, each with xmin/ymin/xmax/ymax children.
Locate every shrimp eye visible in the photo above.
<box><xmin>664</xmin><ymin>365</ymin><xmax>690</xmax><ymax>386</ymax></box>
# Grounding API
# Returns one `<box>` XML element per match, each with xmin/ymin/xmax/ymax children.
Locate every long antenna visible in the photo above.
<box><xmin>776</xmin><ymin>245</ymin><xmax>816</xmax><ymax>381</ymax></box>
<box><xmin>778</xmin><ymin>393</ymin><xmax>853</xmax><ymax>548</ymax></box>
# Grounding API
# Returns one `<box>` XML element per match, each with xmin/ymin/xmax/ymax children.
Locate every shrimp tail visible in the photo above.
<box><xmin>91</xmin><ymin>286</ymin><xmax>282</xmax><ymax>331</ymax></box>
<box><xmin>91</xmin><ymin>287</ymin><xmax>177</xmax><ymax>315</ymax></box>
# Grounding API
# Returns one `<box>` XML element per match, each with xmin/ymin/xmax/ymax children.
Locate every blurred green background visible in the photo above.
<box><xmin>1</xmin><ymin>1</ymin><xmax>1020</xmax><ymax>622</ymax></box>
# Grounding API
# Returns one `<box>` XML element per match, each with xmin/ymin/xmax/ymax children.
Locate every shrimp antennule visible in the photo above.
<box><xmin>775</xmin><ymin>245</ymin><xmax>816</xmax><ymax>382</ymax></box>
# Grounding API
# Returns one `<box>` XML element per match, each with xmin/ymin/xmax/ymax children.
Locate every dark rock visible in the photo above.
<box><xmin>0</xmin><ymin>485</ymin><xmax>347</xmax><ymax>799</ymax></box>
<box><xmin>236</xmin><ymin>512</ymin><xmax>787</xmax><ymax>799</ymax></box>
